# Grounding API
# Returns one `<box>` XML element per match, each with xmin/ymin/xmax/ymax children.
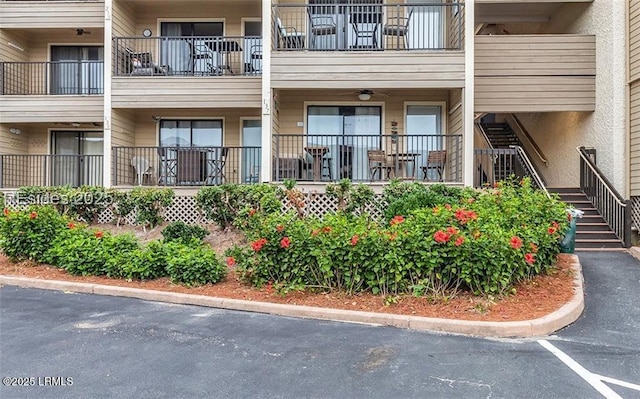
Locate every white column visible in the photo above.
<box><xmin>463</xmin><ymin>0</ymin><xmax>475</xmax><ymax>187</ymax></box>
<box><xmin>102</xmin><ymin>0</ymin><xmax>113</xmax><ymax>188</ymax></box>
<box><xmin>260</xmin><ymin>0</ymin><xmax>273</xmax><ymax>183</ymax></box>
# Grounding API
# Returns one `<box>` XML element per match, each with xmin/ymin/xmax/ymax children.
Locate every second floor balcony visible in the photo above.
<box><xmin>113</xmin><ymin>36</ymin><xmax>263</xmax><ymax>77</ymax></box>
<box><xmin>0</xmin><ymin>61</ymin><xmax>103</xmax><ymax>95</ymax></box>
<box><xmin>272</xmin><ymin>2</ymin><xmax>464</xmax><ymax>52</ymax></box>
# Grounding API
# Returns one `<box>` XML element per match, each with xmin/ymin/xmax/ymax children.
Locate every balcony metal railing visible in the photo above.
<box><xmin>113</xmin><ymin>36</ymin><xmax>263</xmax><ymax>77</ymax></box>
<box><xmin>273</xmin><ymin>2</ymin><xmax>463</xmax><ymax>51</ymax></box>
<box><xmin>0</xmin><ymin>61</ymin><xmax>104</xmax><ymax>95</ymax></box>
<box><xmin>273</xmin><ymin>134</ymin><xmax>462</xmax><ymax>183</ymax></box>
<box><xmin>112</xmin><ymin>146</ymin><xmax>262</xmax><ymax>187</ymax></box>
<box><xmin>0</xmin><ymin>154</ymin><xmax>103</xmax><ymax>188</ymax></box>
<box><xmin>578</xmin><ymin>146</ymin><xmax>631</xmax><ymax>246</ymax></box>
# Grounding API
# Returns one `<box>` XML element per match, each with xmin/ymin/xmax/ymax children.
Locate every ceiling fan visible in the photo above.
<box><xmin>337</xmin><ymin>89</ymin><xmax>390</xmax><ymax>100</ymax></box>
<box><xmin>76</xmin><ymin>29</ymin><xmax>91</xmax><ymax>36</ymax></box>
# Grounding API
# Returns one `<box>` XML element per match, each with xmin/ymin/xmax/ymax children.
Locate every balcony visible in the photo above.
<box><xmin>0</xmin><ymin>154</ymin><xmax>103</xmax><ymax>188</ymax></box>
<box><xmin>0</xmin><ymin>0</ymin><xmax>104</xmax><ymax>29</ymax></box>
<box><xmin>1</xmin><ymin>61</ymin><xmax>104</xmax><ymax>95</ymax></box>
<box><xmin>111</xmin><ymin>37</ymin><xmax>262</xmax><ymax>109</ymax></box>
<box><xmin>273</xmin><ymin>133</ymin><xmax>462</xmax><ymax>183</ymax></box>
<box><xmin>0</xmin><ymin>61</ymin><xmax>104</xmax><ymax>123</ymax></box>
<box><xmin>112</xmin><ymin>146</ymin><xmax>262</xmax><ymax>187</ymax></box>
<box><xmin>271</xmin><ymin>2</ymin><xmax>465</xmax><ymax>89</ymax></box>
<box><xmin>475</xmin><ymin>34</ymin><xmax>596</xmax><ymax>112</ymax></box>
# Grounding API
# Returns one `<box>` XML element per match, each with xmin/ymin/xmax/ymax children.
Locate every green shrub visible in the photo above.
<box><xmin>161</xmin><ymin>221</ymin><xmax>209</xmax><ymax>243</ymax></box>
<box><xmin>107</xmin><ymin>240</ymin><xmax>168</xmax><ymax>280</ymax></box>
<box><xmin>0</xmin><ymin>205</ymin><xmax>68</xmax><ymax>262</ymax></box>
<box><xmin>129</xmin><ymin>187</ymin><xmax>175</xmax><ymax>228</ymax></box>
<box><xmin>165</xmin><ymin>240</ymin><xmax>226</xmax><ymax>286</ymax></box>
<box><xmin>107</xmin><ymin>189</ymin><xmax>136</xmax><ymax>226</ymax></box>
<box><xmin>65</xmin><ymin>186</ymin><xmax>111</xmax><ymax>223</ymax></box>
<box><xmin>230</xmin><ymin>177</ymin><xmax>568</xmax><ymax>297</ymax></box>
<box><xmin>195</xmin><ymin>183</ymin><xmax>281</xmax><ymax>228</ymax></box>
<box><xmin>325</xmin><ymin>179</ymin><xmax>375</xmax><ymax>216</ymax></box>
<box><xmin>383</xmin><ymin>181</ymin><xmax>476</xmax><ymax>221</ymax></box>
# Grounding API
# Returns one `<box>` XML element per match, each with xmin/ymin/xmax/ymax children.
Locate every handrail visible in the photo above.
<box><xmin>505</xmin><ymin>114</ymin><xmax>548</xmax><ymax>166</ymax></box>
<box><xmin>577</xmin><ymin>146</ymin><xmax>631</xmax><ymax>246</ymax></box>
<box><xmin>474</xmin><ymin>122</ymin><xmax>493</xmax><ymax>150</ymax></box>
<box><xmin>511</xmin><ymin>145</ymin><xmax>549</xmax><ymax>198</ymax></box>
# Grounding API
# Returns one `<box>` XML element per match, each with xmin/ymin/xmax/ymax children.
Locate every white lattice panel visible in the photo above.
<box><xmin>631</xmin><ymin>196</ymin><xmax>640</xmax><ymax>230</ymax></box>
<box><xmin>165</xmin><ymin>196</ymin><xmax>202</xmax><ymax>224</ymax></box>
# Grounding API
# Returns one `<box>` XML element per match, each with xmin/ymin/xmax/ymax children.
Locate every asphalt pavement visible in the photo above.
<box><xmin>0</xmin><ymin>251</ymin><xmax>639</xmax><ymax>399</ymax></box>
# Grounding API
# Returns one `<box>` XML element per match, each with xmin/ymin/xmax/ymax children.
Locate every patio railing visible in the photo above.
<box><xmin>273</xmin><ymin>2</ymin><xmax>464</xmax><ymax>51</ymax></box>
<box><xmin>0</xmin><ymin>61</ymin><xmax>104</xmax><ymax>95</ymax></box>
<box><xmin>273</xmin><ymin>133</ymin><xmax>462</xmax><ymax>183</ymax></box>
<box><xmin>113</xmin><ymin>36</ymin><xmax>263</xmax><ymax>77</ymax></box>
<box><xmin>112</xmin><ymin>146</ymin><xmax>261</xmax><ymax>187</ymax></box>
<box><xmin>0</xmin><ymin>154</ymin><xmax>103</xmax><ymax>188</ymax></box>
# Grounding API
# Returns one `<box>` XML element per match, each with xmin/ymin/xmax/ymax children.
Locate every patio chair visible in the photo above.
<box><xmin>191</xmin><ymin>39</ymin><xmax>221</xmax><ymax>76</ymax></box>
<box><xmin>308</xmin><ymin>10</ymin><xmax>337</xmax><ymax>49</ymax></box>
<box><xmin>368</xmin><ymin>149</ymin><xmax>394</xmax><ymax>180</ymax></box>
<box><xmin>250</xmin><ymin>44</ymin><xmax>262</xmax><ymax>73</ymax></box>
<box><xmin>126</xmin><ymin>48</ymin><xmax>168</xmax><ymax>76</ymax></box>
<box><xmin>421</xmin><ymin>150</ymin><xmax>446</xmax><ymax>181</ymax></box>
<box><xmin>382</xmin><ymin>8</ymin><xmax>413</xmax><ymax>49</ymax></box>
<box><xmin>276</xmin><ymin>17</ymin><xmax>305</xmax><ymax>49</ymax></box>
<box><xmin>131</xmin><ymin>156</ymin><xmax>153</xmax><ymax>185</ymax></box>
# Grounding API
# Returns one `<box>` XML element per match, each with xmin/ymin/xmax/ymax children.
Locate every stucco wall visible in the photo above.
<box><xmin>513</xmin><ymin>0</ymin><xmax>627</xmax><ymax>193</ymax></box>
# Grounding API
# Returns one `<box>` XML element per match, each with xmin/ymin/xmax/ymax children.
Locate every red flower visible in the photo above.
<box><xmin>529</xmin><ymin>243</ymin><xmax>538</xmax><ymax>253</ymax></box>
<box><xmin>444</xmin><ymin>204</ymin><xmax>452</xmax><ymax>210</ymax></box>
<box><xmin>276</xmin><ymin>224</ymin><xmax>284</xmax><ymax>232</ymax></box>
<box><xmin>454</xmin><ymin>236</ymin><xmax>465</xmax><ymax>246</ymax></box>
<box><xmin>548</xmin><ymin>226</ymin><xmax>557</xmax><ymax>235</ymax></box>
<box><xmin>311</xmin><ymin>229</ymin><xmax>320</xmax><ymax>236</ymax></box>
<box><xmin>350</xmin><ymin>235</ymin><xmax>359</xmax><ymax>246</ymax></box>
<box><xmin>525</xmin><ymin>253</ymin><xmax>536</xmax><ymax>265</ymax></box>
<box><xmin>248</xmin><ymin>208</ymin><xmax>257</xmax><ymax>217</ymax></box>
<box><xmin>387</xmin><ymin>232</ymin><xmax>398</xmax><ymax>241</ymax></box>
<box><xmin>226</xmin><ymin>257</ymin><xmax>236</xmax><ymax>267</ymax></box>
<box><xmin>280</xmin><ymin>236</ymin><xmax>291</xmax><ymax>249</ymax></box>
<box><xmin>3</xmin><ymin>208</ymin><xmax>9</xmax><ymax>216</ymax></box>
<box><xmin>390</xmin><ymin>215</ymin><xmax>405</xmax><ymax>226</ymax></box>
<box><xmin>251</xmin><ymin>238</ymin><xmax>267</xmax><ymax>251</ymax></box>
<box><xmin>94</xmin><ymin>231</ymin><xmax>103</xmax><ymax>239</ymax></box>
<box><xmin>434</xmin><ymin>230</ymin><xmax>451</xmax><ymax>244</ymax></box>
<box><xmin>67</xmin><ymin>222</ymin><xmax>76</xmax><ymax>229</ymax></box>
<box><xmin>455</xmin><ymin>209</ymin><xmax>478</xmax><ymax>224</ymax></box>
<box><xmin>510</xmin><ymin>236</ymin><xmax>523</xmax><ymax>249</ymax></box>
<box><xmin>432</xmin><ymin>206</ymin><xmax>440</xmax><ymax>214</ymax></box>
<box><xmin>322</xmin><ymin>226</ymin><xmax>332</xmax><ymax>233</ymax></box>
<box><xmin>29</xmin><ymin>211</ymin><xmax>37</xmax><ymax>220</ymax></box>
<box><xmin>446</xmin><ymin>226</ymin><xmax>458</xmax><ymax>235</ymax></box>
<box><xmin>567</xmin><ymin>213</ymin><xmax>572</xmax><ymax>222</ymax></box>
<box><xmin>552</xmin><ymin>221</ymin><xmax>560</xmax><ymax>230</ymax></box>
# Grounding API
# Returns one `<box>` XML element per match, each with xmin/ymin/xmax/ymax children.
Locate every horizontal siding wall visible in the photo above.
<box><xmin>631</xmin><ymin>0</ymin><xmax>640</xmax><ymax>81</ymax></box>
<box><xmin>475</xmin><ymin>35</ymin><xmax>596</xmax><ymax>112</ymax></box>
<box><xmin>111</xmin><ymin>77</ymin><xmax>261</xmax><ymax>108</ymax></box>
<box><xmin>112</xmin><ymin>0</ymin><xmax>136</xmax><ymax>38</ymax></box>
<box><xmin>0</xmin><ymin>125</ymin><xmax>28</xmax><ymax>154</ymax></box>
<box><xmin>0</xmin><ymin>96</ymin><xmax>103</xmax><ymax>123</ymax></box>
<box><xmin>0</xmin><ymin>2</ymin><xmax>104</xmax><ymax>29</ymax></box>
<box><xmin>0</xmin><ymin>30</ymin><xmax>30</xmax><ymax>62</ymax></box>
<box><xmin>271</xmin><ymin>52</ymin><xmax>465</xmax><ymax>89</ymax></box>
<box><xmin>111</xmin><ymin>109</ymin><xmax>135</xmax><ymax>148</ymax></box>
<box><xmin>630</xmin><ymin>81</ymin><xmax>640</xmax><ymax>195</ymax></box>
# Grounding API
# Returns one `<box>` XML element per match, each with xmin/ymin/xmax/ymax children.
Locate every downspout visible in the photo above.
<box><xmin>463</xmin><ymin>0</ymin><xmax>475</xmax><ymax>186</ymax></box>
<box><xmin>103</xmin><ymin>0</ymin><xmax>113</xmax><ymax>188</ymax></box>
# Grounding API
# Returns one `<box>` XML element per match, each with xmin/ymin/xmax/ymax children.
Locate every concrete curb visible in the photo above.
<box><xmin>0</xmin><ymin>255</ymin><xmax>584</xmax><ymax>338</ymax></box>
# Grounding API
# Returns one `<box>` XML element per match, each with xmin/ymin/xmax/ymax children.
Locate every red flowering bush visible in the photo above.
<box><xmin>0</xmin><ymin>205</ymin><xmax>68</xmax><ymax>262</ymax></box>
<box><xmin>229</xmin><ymin>177</ymin><xmax>568</xmax><ymax>297</ymax></box>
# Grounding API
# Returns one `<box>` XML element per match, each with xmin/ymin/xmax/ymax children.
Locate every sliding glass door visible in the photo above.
<box><xmin>406</xmin><ymin>105</ymin><xmax>442</xmax><ymax>180</ymax></box>
<box><xmin>50</xmin><ymin>46</ymin><xmax>103</xmax><ymax>94</ymax></box>
<box><xmin>52</xmin><ymin>131</ymin><xmax>103</xmax><ymax>186</ymax></box>
<box><xmin>307</xmin><ymin>106</ymin><xmax>381</xmax><ymax>181</ymax></box>
<box><xmin>161</xmin><ymin>22</ymin><xmax>224</xmax><ymax>75</ymax></box>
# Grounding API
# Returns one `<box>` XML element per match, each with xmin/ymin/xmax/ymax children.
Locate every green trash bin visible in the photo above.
<box><xmin>560</xmin><ymin>217</ymin><xmax>578</xmax><ymax>253</ymax></box>
<box><xmin>560</xmin><ymin>208</ymin><xmax>583</xmax><ymax>253</ymax></box>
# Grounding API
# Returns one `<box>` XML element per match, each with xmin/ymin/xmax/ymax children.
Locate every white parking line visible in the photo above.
<box><xmin>538</xmin><ymin>340</ymin><xmax>623</xmax><ymax>399</ymax></box>
<box><xmin>594</xmin><ymin>375</ymin><xmax>640</xmax><ymax>392</ymax></box>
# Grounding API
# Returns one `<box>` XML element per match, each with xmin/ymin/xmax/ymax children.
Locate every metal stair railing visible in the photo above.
<box><xmin>577</xmin><ymin>146</ymin><xmax>631</xmax><ymax>247</ymax></box>
<box><xmin>511</xmin><ymin>145</ymin><xmax>549</xmax><ymax>198</ymax></box>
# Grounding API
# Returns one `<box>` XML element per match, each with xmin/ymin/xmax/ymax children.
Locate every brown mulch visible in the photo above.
<box><xmin>0</xmin><ymin>253</ymin><xmax>576</xmax><ymax>322</ymax></box>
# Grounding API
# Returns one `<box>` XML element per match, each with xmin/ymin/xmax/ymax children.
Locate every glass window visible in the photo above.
<box><xmin>160</xmin><ymin>120</ymin><xmax>222</xmax><ymax>147</ymax></box>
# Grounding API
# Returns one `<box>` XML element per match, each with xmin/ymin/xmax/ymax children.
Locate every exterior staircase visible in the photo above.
<box><xmin>480</xmin><ymin>122</ymin><xmax>523</xmax><ymax>149</ymax></box>
<box><xmin>549</xmin><ymin>188</ymin><xmax>625</xmax><ymax>250</ymax></box>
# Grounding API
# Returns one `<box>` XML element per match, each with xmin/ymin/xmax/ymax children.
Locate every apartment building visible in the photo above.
<box><xmin>0</xmin><ymin>0</ymin><xmax>634</xmax><ymax>245</ymax></box>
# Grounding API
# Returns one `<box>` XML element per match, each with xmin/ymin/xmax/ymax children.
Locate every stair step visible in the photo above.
<box><xmin>575</xmin><ymin>240</ymin><xmax>624</xmax><ymax>249</ymax></box>
<box><xmin>576</xmin><ymin>222</ymin><xmax>611</xmax><ymax>231</ymax></box>
<box><xmin>576</xmin><ymin>231</ymin><xmax>620</xmax><ymax>240</ymax></box>
<box><xmin>576</xmin><ymin>247</ymin><xmax>628</xmax><ymax>252</ymax></box>
<box><xmin>549</xmin><ymin>187</ymin><xmax>581</xmax><ymax>193</ymax></box>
